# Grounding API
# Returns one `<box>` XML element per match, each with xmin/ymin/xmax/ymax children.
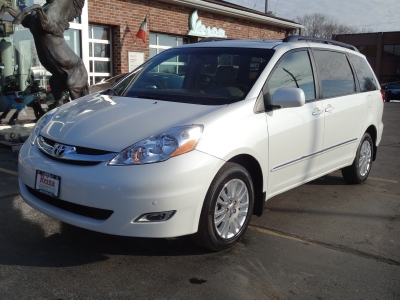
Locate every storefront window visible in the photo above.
<box><xmin>149</xmin><ymin>33</ymin><xmax>188</xmax><ymax>59</ymax></box>
<box><xmin>88</xmin><ymin>25</ymin><xmax>112</xmax><ymax>84</ymax></box>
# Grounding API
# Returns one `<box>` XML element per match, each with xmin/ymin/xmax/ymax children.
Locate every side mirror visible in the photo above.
<box><xmin>271</xmin><ymin>87</ymin><xmax>305</xmax><ymax>108</ymax></box>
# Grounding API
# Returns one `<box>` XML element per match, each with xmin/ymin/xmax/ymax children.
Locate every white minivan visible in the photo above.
<box><xmin>18</xmin><ymin>36</ymin><xmax>384</xmax><ymax>251</ymax></box>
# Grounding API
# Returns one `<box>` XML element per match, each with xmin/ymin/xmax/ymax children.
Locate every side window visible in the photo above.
<box><xmin>313</xmin><ymin>50</ymin><xmax>356</xmax><ymax>98</ymax></box>
<box><xmin>348</xmin><ymin>53</ymin><xmax>378</xmax><ymax>92</ymax></box>
<box><xmin>268</xmin><ymin>51</ymin><xmax>316</xmax><ymax>101</ymax></box>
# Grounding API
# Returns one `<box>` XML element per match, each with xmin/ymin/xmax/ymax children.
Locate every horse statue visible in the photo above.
<box><xmin>0</xmin><ymin>0</ymin><xmax>89</xmax><ymax>108</ymax></box>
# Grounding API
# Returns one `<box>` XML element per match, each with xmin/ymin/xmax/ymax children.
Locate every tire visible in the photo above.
<box><xmin>191</xmin><ymin>162</ymin><xmax>254</xmax><ymax>251</ymax></box>
<box><xmin>341</xmin><ymin>133</ymin><xmax>373</xmax><ymax>184</ymax></box>
<box><xmin>386</xmin><ymin>97</ymin><xmax>391</xmax><ymax>102</ymax></box>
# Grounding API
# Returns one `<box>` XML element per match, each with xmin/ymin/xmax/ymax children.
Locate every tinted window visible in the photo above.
<box><xmin>268</xmin><ymin>51</ymin><xmax>315</xmax><ymax>101</ymax></box>
<box><xmin>110</xmin><ymin>47</ymin><xmax>275</xmax><ymax>105</ymax></box>
<box><xmin>387</xmin><ymin>83</ymin><xmax>400</xmax><ymax>89</ymax></box>
<box><xmin>348</xmin><ymin>53</ymin><xmax>378</xmax><ymax>92</ymax></box>
<box><xmin>313</xmin><ymin>51</ymin><xmax>355</xmax><ymax>98</ymax></box>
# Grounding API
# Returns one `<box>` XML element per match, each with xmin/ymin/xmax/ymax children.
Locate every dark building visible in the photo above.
<box><xmin>333</xmin><ymin>32</ymin><xmax>400</xmax><ymax>86</ymax></box>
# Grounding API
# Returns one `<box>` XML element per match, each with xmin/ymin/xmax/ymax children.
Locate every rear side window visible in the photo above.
<box><xmin>268</xmin><ymin>50</ymin><xmax>316</xmax><ymax>101</ymax></box>
<box><xmin>313</xmin><ymin>50</ymin><xmax>356</xmax><ymax>98</ymax></box>
<box><xmin>348</xmin><ymin>53</ymin><xmax>378</xmax><ymax>92</ymax></box>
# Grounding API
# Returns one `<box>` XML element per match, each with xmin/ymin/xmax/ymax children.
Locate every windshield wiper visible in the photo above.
<box><xmin>101</xmin><ymin>87</ymin><xmax>119</xmax><ymax>96</ymax></box>
<box><xmin>134</xmin><ymin>94</ymin><xmax>170</xmax><ymax>101</ymax></box>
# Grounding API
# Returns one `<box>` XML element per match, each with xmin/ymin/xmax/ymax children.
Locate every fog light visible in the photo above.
<box><xmin>135</xmin><ymin>210</ymin><xmax>176</xmax><ymax>222</ymax></box>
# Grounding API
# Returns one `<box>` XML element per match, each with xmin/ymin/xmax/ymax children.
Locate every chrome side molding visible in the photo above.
<box><xmin>271</xmin><ymin>138</ymin><xmax>358</xmax><ymax>172</ymax></box>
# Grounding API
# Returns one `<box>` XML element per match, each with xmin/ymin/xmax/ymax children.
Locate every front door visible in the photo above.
<box><xmin>266</xmin><ymin>50</ymin><xmax>324</xmax><ymax>197</ymax></box>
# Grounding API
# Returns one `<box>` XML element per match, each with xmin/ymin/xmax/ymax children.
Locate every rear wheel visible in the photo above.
<box><xmin>191</xmin><ymin>163</ymin><xmax>254</xmax><ymax>251</ymax></box>
<box><xmin>341</xmin><ymin>133</ymin><xmax>373</xmax><ymax>184</ymax></box>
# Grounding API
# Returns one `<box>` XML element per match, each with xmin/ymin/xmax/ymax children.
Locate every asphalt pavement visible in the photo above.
<box><xmin>0</xmin><ymin>102</ymin><xmax>399</xmax><ymax>299</ymax></box>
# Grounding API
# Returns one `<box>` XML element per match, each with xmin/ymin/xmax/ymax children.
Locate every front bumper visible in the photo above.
<box><xmin>18</xmin><ymin>142</ymin><xmax>224</xmax><ymax>238</ymax></box>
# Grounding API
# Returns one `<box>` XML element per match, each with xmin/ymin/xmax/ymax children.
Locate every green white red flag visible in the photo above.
<box><xmin>136</xmin><ymin>16</ymin><xmax>147</xmax><ymax>43</ymax></box>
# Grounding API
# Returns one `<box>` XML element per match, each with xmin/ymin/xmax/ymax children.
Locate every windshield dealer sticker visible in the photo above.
<box><xmin>35</xmin><ymin>170</ymin><xmax>61</xmax><ymax>198</ymax></box>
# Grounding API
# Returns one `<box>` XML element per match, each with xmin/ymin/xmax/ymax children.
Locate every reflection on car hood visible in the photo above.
<box><xmin>41</xmin><ymin>94</ymin><xmax>226</xmax><ymax>152</ymax></box>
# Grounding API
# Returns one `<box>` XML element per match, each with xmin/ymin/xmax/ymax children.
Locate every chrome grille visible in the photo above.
<box><xmin>37</xmin><ymin>136</ymin><xmax>117</xmax><ymax>164</ymax></box>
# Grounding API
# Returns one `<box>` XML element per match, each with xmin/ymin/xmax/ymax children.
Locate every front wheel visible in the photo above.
<box><xmin>341</xmin><ymin>133</ymin><xmax>373</xmax><ymax>184</ymax></box>
<box><xmin>191</xmin><ymin>163</ymin><xmax>254</xmax><ymax>251</ymax></box>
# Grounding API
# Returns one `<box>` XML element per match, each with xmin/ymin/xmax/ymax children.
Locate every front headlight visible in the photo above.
<box><xmin>28</xmin><ymin>108</ymin><xmax>59</xmax><ymax>145</ymax></box>
<box><xmin>108</xmin><ymin>125</ymin><xmax>203</xmax><ymax>165</ymax></box>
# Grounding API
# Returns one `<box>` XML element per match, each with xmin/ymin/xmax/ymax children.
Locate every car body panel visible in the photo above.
<box><xmin>318</xmin><ymin>93</ymin><xmax>366</xmax><ymax>173</ymax></box>
<box><xmin>266</xmin><ymin>100</ymin><xmax>325</xmax><ymax>197</ymax></box>
<box><xmin>18</xmin><ymin>143</ymin><xmax>224</xmax><ymax>237</ymax></box>
<box><xmin>195</xmin><ymin>98</ymin><xmax>269</xmax><ymax>193</ymax></box>
<box><xmin>40</xmin><ymin>94</ymin><xmax>226</xmax><ymax>152</ymax></box>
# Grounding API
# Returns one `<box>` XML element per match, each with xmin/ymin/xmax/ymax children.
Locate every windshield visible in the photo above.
<box><xmin>108</xmin><ymin>47</ymin><xmax>275</xmax><ymax>105</ymax></box>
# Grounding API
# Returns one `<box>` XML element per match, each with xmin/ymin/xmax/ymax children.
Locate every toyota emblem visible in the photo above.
<box><xmin>52</xmin><ymin>143</ymin><xmax>66</xmax><ymax>157</ymax></box>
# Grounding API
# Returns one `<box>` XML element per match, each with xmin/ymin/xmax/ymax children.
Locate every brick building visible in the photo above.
<box><xmin>333</xmin><ymin>32</ymin><xmax>400</xmax><ymax>85</ymax></box>
<box><xmin>86</xmin><ymin>0</ymin><xmax>303</xmax><ymax>83</ymax></box>
<box><xmin>0</xmin><ymin>0</ymin><xmax>302</xmax><ymax>93</ymax></box>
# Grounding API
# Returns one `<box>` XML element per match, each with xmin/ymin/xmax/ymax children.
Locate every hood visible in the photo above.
<box><xmin>41</xmin><ymin>94</ymin><xmax>226</xmax><ymax>152</ymax></box>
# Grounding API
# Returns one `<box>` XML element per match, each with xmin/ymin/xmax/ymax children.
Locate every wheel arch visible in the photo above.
<box><xmin>365</xmin><ymin>125</ymin><xmax>377</xmax><ymax>161</ymax></box>
<box><xmin>228</xmin><ymin>154</ymin><xmax>265</xmax><ymax>217</ymax></box>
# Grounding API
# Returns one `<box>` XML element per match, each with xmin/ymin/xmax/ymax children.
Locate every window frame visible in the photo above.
<box><xmin>88</xmin><ymin>25</ymin><xmax>113</xmax><ymax>85</ymax></box>
<box><xmin>149</xmin><ymin>33</ymin><xmax>189</xmax><ymax>74</ymax></box>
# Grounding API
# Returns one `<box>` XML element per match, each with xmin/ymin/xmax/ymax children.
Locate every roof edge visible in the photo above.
<box><xmin>157</xmin><ymin>0</ymin><xmax>304</xmax><ymax>30</ymax></box>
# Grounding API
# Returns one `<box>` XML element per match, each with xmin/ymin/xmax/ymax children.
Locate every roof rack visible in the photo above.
<box><xmin>282</xmin><ymin>35</ymin><xmax>359</xmax><ymax>52</ymax></box>
<box><xmin>198</xmin><ymin>37</ymin><xmax>231</xmax><ymax>43</ymax></box>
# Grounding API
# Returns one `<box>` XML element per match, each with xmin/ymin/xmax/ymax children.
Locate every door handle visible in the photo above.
<box><xmin>312</xmin><ymin>109</ymin><xmax>323</xmax><ymax>116</ymax></box>
<box><xmin>325</xmin><ymin>105</ymin><xmax>335</xmax><ymax>113</ymax></box>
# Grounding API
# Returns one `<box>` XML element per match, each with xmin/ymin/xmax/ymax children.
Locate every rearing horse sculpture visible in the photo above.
<box><xmin>0</xmin><ymin>0</ymin><xmax>89</xmax><ymax>108</ymax></box>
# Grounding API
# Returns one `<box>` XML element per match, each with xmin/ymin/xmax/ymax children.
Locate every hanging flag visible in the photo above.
<box><xmin>136</xmin><ymin>16</ymin><xmax>148</xmax><ymax>43</ymax></box>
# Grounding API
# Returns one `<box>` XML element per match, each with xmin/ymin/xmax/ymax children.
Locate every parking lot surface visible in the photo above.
<box><xmin>0</xmin><ymin>103</ymin><xmax>399</xmax><ymax>299</ymax></box>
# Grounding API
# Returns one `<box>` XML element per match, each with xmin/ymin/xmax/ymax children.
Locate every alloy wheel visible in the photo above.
<box><xmin>214</xmin><ymin>179</ymin><xmax>249</xmax><ymax>239</ymax></box>
<box><xmin>359</xmin><ymin>140</ymin><xmax>372</xmax><ymax>177</ymax></box>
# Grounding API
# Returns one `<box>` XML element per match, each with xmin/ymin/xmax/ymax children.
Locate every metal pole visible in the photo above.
<box><xmin>265</xmin><ymin>0</ymin><xmax>268</xmax><ymax>13</ymax></box>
